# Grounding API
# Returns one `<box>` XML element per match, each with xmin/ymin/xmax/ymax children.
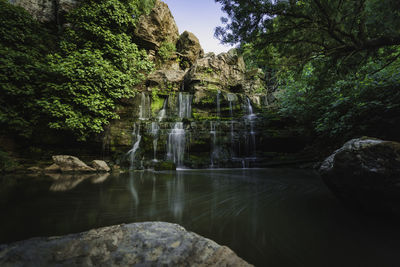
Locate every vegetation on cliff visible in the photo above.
<box><xmin>216</xmin><ymin>0</ymin><xmax>400</xmax><ymax>143</ymax></box>
<box><xmin>0</xmin><ymin>0</ymin><xmax>154</xmax><ymax>140</ymax></box>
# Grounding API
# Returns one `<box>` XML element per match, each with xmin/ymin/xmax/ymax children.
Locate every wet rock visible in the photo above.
<box><xmin>52</xmin><ymin>155</ymin><xmax>95</xmax><ymax>172</ymax></box>
<box><xmin>176</xmin><ymin>31</ymin><xmax>204</xmax><ymax>69</ymax></box>
<box><xmin>133</xmin><ymin>0</ymin><xmax>179</xmax><ymax>50</ymax></box>
<box><xmin>91</xmin><ymin>160</ymin><xmax>110</xmax><ymax>172</ymax></box>
<box><xmin>153</xmin><ymin>161</ymin><xmax>176</xmax><ymax>171</ymax></box>
<box><xmin>0</xmin><ymin>222</ymin><xmax>252</xmax><ymax>266</ymax></box>
<box><xmin>319</xmin><ymin>137</ymin><xmax>400</xmax><ymax>214</ymax></box>
<box><xmin>27</xmin><ymin>166</ymin><xmax>42</xmax><ymax>173</ymax></box>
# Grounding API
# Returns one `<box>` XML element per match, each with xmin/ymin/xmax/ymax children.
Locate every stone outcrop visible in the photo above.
<box><xmin>11</xmin><ymin>0</ymin><xmax>78</xmax><ymax>22</ymax></box>
<box><xmin>133</xmin><ymin>0</ymin><xmax>179</xmax><ymax>50</ymax></box>
<box><xmin>0</xmin><ymin>222</ymin><xmax>252</xmax><ymax>266</ymax></box>
<box><xmin>319</xmin><ymin>137</ymin><xmax>400</xmax><ymax>214</ymax></box>
<box><xmin>184</xmin><ymin>49</ymin><xmax>246</xmax><ymax>92</ymax></box>
<box><xmin>51</xmin><ymin>155</ymin><xmax>95</xmax><ymax>172</ymax></box>
<box><xmin>147</xmin><ymin>69</ymin><xmax>186</xmax><ymax>91</ymax></box>
<box><xmin>176</xmin><ymin>31</ymin><xmax>204</xmax><ymax>69</ymax></box>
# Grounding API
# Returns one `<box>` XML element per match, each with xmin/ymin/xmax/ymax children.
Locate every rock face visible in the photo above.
<box><xmin>133</xmin><ymin>0</ymin><xmax>179</xmax><ymax>50</ymax></box>
<box><xmin>184</xmin><ymin>49</ymin><xmax>246</xmax><ymax>92</ymax></box>
<box><xmin>52</xmin><ymin>155</ymin><xmax>95</xmax><ymax>172</ymax></box>
<box><xmin>0</xmin><ymin>222</ymin><xmax>252</xmax><ymax>266</ymax></box>
<box><xmin>147</xmin><ymin>69</ymin><xmax>186</xmax><ymax>91</ymax></box>
<box><xmin>319</xmin><ymin>137</ymin><xmax>400</xmax><ymax>214</ymax></box>
<box><xmin>11</xmin><ymin>0</ymin><xmax>78</xmax><ymax>22</ymax></box>
<box><xmin>176</xmin><ymin>31</ymin><xmax>204</xmax><ymax>69</ymax></box>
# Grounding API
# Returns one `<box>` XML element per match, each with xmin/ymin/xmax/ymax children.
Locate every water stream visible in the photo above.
<box><xmin>2</xmin><ymin>169</ymin><xmax>399</xmax><ymax>267</ymax></box>
<box><xmin>167</xmin><ymin>122</ymin><xmax>186</xmax><ymax>167</ymax></box>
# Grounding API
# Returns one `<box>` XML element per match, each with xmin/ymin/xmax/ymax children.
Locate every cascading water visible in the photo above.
<box><xmin>216</xmin><ymin>90</ymin><xmax>221</xmax><ymax>117</ymax></box>
<box><xmin>178</xmin><ymin>92</ymin><xmax>192</xmax><ymax>118</ymax></box>
<box><xmin>139</xmin><ymin>92</ymin><xmax>151</xmax><ymax>120</ymax></box>
<box><xmin>127</xmin><ymin>123</ymin><xmax>141</xmax><ymax>169</ymax></box>
<box><xmin>210</xmin><ymin>121</ymin><xmax>217</xmax><ymax>168</ymax></box>
<box><xmin>167</xmin><ymin>122</ymin><xmax>186</xmax><ymax>167</ymax></box>
<box><xmin>150</xmin><ymin>122</ymin><xmax>160</xmax><ymax>161</ymax></box>
<box><xmin>245</xmin><ymin>97</ymin><xmax>256</xmax><ymax>157</ymax></box>
<box><xmin>227</xmin><ymin>93</ymin><xmax>236</xmax><ymax>156</ymax></box>
<box><xmin>157</xmin><ymin>97</ymin><xmax>168</xmax><ymax>122</ymax></box>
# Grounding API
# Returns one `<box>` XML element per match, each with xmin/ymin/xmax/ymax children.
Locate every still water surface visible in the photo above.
<box><xmin>1</xmin><ymin>169</ymin><xmax>399</xmax><ymax>267</ymax></box>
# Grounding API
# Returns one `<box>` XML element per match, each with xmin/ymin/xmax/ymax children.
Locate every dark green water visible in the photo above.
<box><xmin>1</xmin><ymin>169</ymin><xmax>399</xmax><ymax>267</ymax></box>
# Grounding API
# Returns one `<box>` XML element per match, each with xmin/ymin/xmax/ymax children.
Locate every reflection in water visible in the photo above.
<box><xmin>128</xmin><ymin>171</ymin><xmax>139</xmax><ymax>208</ymax></box>
<box><xmin>91</xmin><ymin>173</ymin><xmax>110</xmax><ymax>184</ymax></box>
<box><xmin>2</xmin><ymin>169</ymin><xmax>400</xmax><ymax>267</ymax></box>
<box><xmin>48</xmin><ymin>173</ymin><xmax>110</xmax><ymax>191</ymax></box>
<box><xmin>167</xmin><ymin>172</ymin><xmax>185</xmax><ymax>221</ymax></box>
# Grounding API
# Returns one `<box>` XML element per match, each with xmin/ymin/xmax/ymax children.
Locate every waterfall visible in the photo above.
<box><xmin>245</xmin><ymin>97</ymin><xmax>256</xmax><ymax>157</ymax></box>
<box><xmin>139</xmin><ymin>92</ymin><xmax>151</xmax><ymax>120</ymax></box>
<box><xmin>127</xmin><ymin>124</ymin><xmax>141</xmax><ymax>169</ymax></box>
<box><xmin>167</xmin><ymin>122</ymin><xmax>186</xmax><ymax>167</ymax></box>
<box><xmin>178</xmin><ymin>92</ymin><xmax>192</xmax><ymax>118</ymax></box>
<box><xmin>157</xmin><ymin>97</ymin><xmax>168</xmax><ymax>122</ymax></box>
<box><xmin>227</xmin><ymin>93</ymin><xmax>235</xmax><ymax>156</ymax></box>
<box><xmin>150</xmin><ymin>122</ymin><xmax>160</xmax><ymax>161</ymax></box>
<box><xmin>216</xmin><ymin>90</ymin><xmax>221</xmax><ymax>117</ymax></box>
<box><xmin>210</xmin><ymin>121</ymin><xmax>217</xmax><ymax>168</ymax></box>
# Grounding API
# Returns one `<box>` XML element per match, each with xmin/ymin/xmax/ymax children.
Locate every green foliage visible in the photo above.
<box><xmin>158</xmin><ymin>41</ymin><xmax>176</xmax><ymax>62</ymax></box>
<box><xmin>217</xmin><ymin>0</ymin><xmax>400</xmax><ymax>142</ymax></box>
<box><xmin>0</xmin><ymin>0</ymin><xmax>53</xmax><ymax>137</ymax></box>
<box><xmin>0</xmin><ymin>149</ymin><xmax>18</xmax><ymax>172</ymax></box>
<box><xmin>0</xmin><ymin>0</ymin><xmax>154</xmax><ymax>140</ymax></box>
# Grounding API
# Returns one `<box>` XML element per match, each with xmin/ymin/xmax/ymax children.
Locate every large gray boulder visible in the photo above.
<box><xmin>52</xmin><ymin>155</ymin><xmax>95</xmax><ymax>172</ymax></box>
<box><xmin>319</xmin><ymin>137</ymin><xmax>400</xmax><ymax>214</ymax></box>
<box><xmin>11</xmin><ymin>0</ymin><xmax>78</xmax><ymax>22</ymax></box>
<box><xmin>0</xmin><ymin>222</ymin><xmax>252</xmax><ymax>266</ymax></box>
<box><xmin>176</xmin><ymin>31</ymin><xmax>204</xmax><ymax>69</ymax></box>
<box><xmin>184</xmin><ymin>49</ymin><xmax>246</xmax><ymax>93</ymax></box>
<box><xmin>133</xmin><ymin>0</ymin><xmax>179</xmax><ymax>50</ymax></box>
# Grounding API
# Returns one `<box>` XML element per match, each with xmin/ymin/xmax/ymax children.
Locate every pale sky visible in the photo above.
<box><xmin>162</xmin><ymin>0</ymin><xmax>235</xmax><ymax>54</ymax></box>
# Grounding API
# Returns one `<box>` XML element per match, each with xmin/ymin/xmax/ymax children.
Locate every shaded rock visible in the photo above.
<box><xmin>0</xmin><ymin>222</ymin><xmax>252</xmax><ymax>266</ymax></box>
<box><xmin>133</xmin><ymin>0</ymin><xmax>179</xmax><ymax>50</ymax></box>
<box><xmin>11</xmin><ymin>0</ymin><xmax>78</xmax><ymax>22</ymax></box>
<box><xmin>44</xmin><ymin>163</ymin><xmax>61</xmax><ymax>173</ymax></box>
<box><xmin>52</xmin><ymin>155</ymin><xmax>95</xmax><ymax>172</ymax></box>
<box><xmin>27</xmin><ymin>166</ymin><xmax>42</xmax><ymax>173</ymax></box>
<box><xmin>184</xmin><ymin>49</ymin><xmax>246</xmax><ymax>93</ymax></box>
<box><xmin>176</xmin><ymin>31</ymin><xmax>204</xmax><ymax>69</ymax></box>
<box><xmin>147</xmin><ymin>69</ymin><xmax>186</xmax><ymax>91</ymax></box>
<box><xmin>91</xmin><ymin>160</ymin><xmax>110</xmax><ymax>172</ymax></box>
<box><xmin>154</xmin><ymin>161</ymin><xmax>176</xmax><ymax>171</ymax></box>
<box><xmin>319</xmin><ymin>137</ymin><xmax>400</xmax><ymax>215</ymax></box>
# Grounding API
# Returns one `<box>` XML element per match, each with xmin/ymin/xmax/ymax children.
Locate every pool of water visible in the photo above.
<box><xmin>1</xmin><ymin>168</ymin><xmax>399</xmax><ymax>267</ymax></box>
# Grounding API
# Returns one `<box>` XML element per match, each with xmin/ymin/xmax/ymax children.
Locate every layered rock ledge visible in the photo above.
<box><xmin>0</xmin><ymin>222</ymin><xmax>252</xmax><ymax>267</ymax></box>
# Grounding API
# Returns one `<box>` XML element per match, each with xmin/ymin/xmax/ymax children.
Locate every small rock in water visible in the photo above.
<box><xmin>91</xmin><ymin>160</ymin><xmax>110</xmax><ymax>172</ymax></box>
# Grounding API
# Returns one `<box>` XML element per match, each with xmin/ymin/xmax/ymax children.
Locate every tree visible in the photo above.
<box><xmin>215</xmin><ymin>0</ymin><xmax>400</xmax><ymax>67</ymax></box>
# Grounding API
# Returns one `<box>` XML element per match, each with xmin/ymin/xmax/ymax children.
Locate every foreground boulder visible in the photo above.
<box><xmin>319</xmin><ymin>137</ymin><xmax>400</xmax><ymax>214</ymax></box>
<box><xmin>0</xmin><ymin>222</ymin><xmax>252</xmax><ymax>266</ymax></box>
